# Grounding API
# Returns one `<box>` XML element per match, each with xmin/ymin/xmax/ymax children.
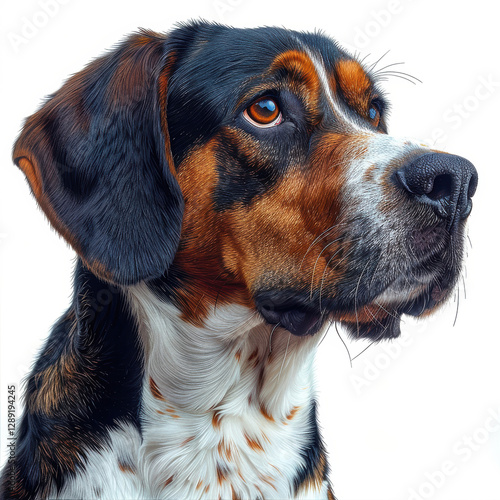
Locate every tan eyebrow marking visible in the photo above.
<box><xmin>299</xmin><ymin>45</ymin><xmax>366</xmax><ymax>133</ymax></box>
<box><xmin>237</xmin><ymin>50</ymin><xmax>322</xmax><ymax>117</ymax></box>
<box><xmin>269</xmin><ymin>50</ymin><xmax>321</xmax><ymax>96</ymax></box>
<box><xmin>335</xmin><ymin>59</ymin><xmax>373</xmax><ymax>115</ymax></box>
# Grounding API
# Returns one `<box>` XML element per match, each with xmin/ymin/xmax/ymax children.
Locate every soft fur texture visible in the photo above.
<box><xmin>1</xmin><ymin>21</ymin><xmax>476</xmax><ymax>499</ymax></box>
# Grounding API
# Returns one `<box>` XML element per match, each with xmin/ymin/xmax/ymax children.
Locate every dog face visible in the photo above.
<box><xmin>14</xmin><ymin>22</ymin><xmax>477</xmax><ymax>340</ymax></box>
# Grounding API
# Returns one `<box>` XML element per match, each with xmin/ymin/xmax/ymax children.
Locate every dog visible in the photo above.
<box><xmin>1</xmin><ymin>21</ymin><xmax>478</xmax><ymax>500</ymax></box>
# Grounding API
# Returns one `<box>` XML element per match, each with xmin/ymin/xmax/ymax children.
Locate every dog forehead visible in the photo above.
<box><xmin>170</xmin><ymin>24</ymin><xmax>352</xmax><ymax>97</ymax></box>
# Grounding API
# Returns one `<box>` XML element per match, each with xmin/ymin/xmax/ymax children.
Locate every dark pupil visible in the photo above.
<box><xmin>256</xmin><ymin>99</ymin><xmax>276</xmax><ymax>117</ymax></box>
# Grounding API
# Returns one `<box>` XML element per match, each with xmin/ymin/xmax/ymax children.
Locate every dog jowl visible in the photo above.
<box><xmin>2</xmin><ymin>22</ymin><xmax>477</xmax><ymax>500</ymax></box>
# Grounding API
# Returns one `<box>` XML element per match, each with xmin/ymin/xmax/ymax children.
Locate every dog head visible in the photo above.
<box><xmin>14</xmin><ymin>22</ymin><xmax>477</xmax><ymax>340</ymax></box>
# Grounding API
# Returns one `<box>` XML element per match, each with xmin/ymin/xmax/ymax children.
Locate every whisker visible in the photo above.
<box><xmin>390</xmin><ymin>70</ymin><xmax>422</xmax><ymax>82</ymax></box>
<box><xmin>378</xmin><ymin>74</ymin><xmax>418</xmax><ymax>85</ymax></box>
<box><xmin>375</xmin><ymin>72</ymin><xmax>419</xmax><ymax>83</ymax></box>
<box><xmin>373</xmin><ymin>300</ymin><xmax>399</xmax><ymax>320</ymax></box>
<box><xmin>373</xmin><ymin>61</ymin><xmax>406</xmax><ymax>74</ymax></box>
<box><xmin>354</xmin><ymin>261</ymin><xmax>371</xmax><ymax>338</ymax></box>
<box><xmin>318</xmin><ymin>242</ymin><xmax>360</xmax><ymax>312</ymax></box>
<box><xmin>467</xmin><ymin>234</ymin><xmax>473</xmax><ymax>249</ymax></box>
<box><xmin>214</xmin><ymin>290</ymin><xmax>221</xmax><ymax>313</ymax></box>
<box><xmin>375</xmin><ymin>71</ymin><xmax>422</xmax><ymax>85</ymax></box>
<box><xmin>365</xmin><ymin>305</ymin><xmax>386</xmax><ymax>329</ymax></box>
<box><xmin>351</xmin><ymin>340</ymin><xmax>375</xmax><ymax>361</ymax></box>
<box><xmin>318</xmin><ymin>243</ymin><xmax>351</xmax><ymax>309</ymax></box>
<box><xmin>453</xmin><ymin>282</ymin><xmax>460</xmax><ymax>327</ymax></box>
<box><xmin>310</xmin><ymin>236</ymin><xmax>346</xmax><ymax>298</ymax></box>
<box><xmin>359</xmin><ymin>52</ymin><xmax>372</xmax><ymax>65</ymax></box>
<box><xmin>317</xmin><ymin>322</ymin><xmax>330</xmax><ymax>348</ymax></box>
<box><xmin>193</xmin><ymin>292</ymin><xmax>206</xmax><ymax>317</ymax></box>
<box><xmin>269</xmin><ymin>322</ymin><xmax>280</xmax><ymax>353</ymax></box>
<box><xmin>300</xmin><ymin>222</ymin><xmax>348</xmax><ymax>271</ymax></box>
<box><xmin>212</xmin><ymin>271</ymin><xmax>226</xmax><ymax>314</ymax></box>
<box><xmin>367</xmin><ymin>49</ymin><xmax>391</xmax><ymax>72</ymax></box>
<box><xmin>334</xmin><ymin>323</ymin><xmax>352</xmax><ymax>368</ymax></box>
<box><xmin>368</xmin><ymin>256</ymin><xmax>382</xmax><ymax>288</ymax></box>
<box><xmin>300</xmin><ymin>227</ymin><xmax>336</xmax><ymax>270</ymax></box>
<box><xmin>376</xmin><ymin>68</ymin><xmax>422</xmax><ymax>81</ymax></box>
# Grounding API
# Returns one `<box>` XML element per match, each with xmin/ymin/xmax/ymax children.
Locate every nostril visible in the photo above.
<box><xmin>427</xmin><ymin>174</ymin><xmax>453</xmax><ymax>201</ymax></box>
<box><xmin>394</xmin><ymin>152</ymin><xmax>478</xmax><ymax>228</ymax></box>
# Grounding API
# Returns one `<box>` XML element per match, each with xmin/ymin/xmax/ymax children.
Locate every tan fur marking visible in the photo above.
<box><xmin>181</xmin><ymin>436</ymin><xmax>195</xmax><ymax>446</ymax></box>
<box><xmin>217</xmin><ymin>438</ymin><xmax>233</xmax><ymax>461</ymax></box>
<box><xmin>231</xmin><ymin>484</ymin><xmax>241</xmax><ymax>500</ymax></box>
<box><xmin>212</xmin><ymin>411</ymin><xmax>223</xmax><ymax>428</ymax></box>
<box><xmin>286</xmin><ymin>405</ymin><xmax>301</xmax><ymax>420</ymax></box>
<box><xmin>259</xmin><ymin>474</ymin><xmax>277</xmax><ymax>491</ymax></box>
<box><xmin>248</xmin><ymin>348</ymin><xmax>260</xmax><ymax>368</ymax></box>
<box><xmin>260</xmin><ymin>404</ymin><xmax>275</xmax><ymax>422</ymax></box>
<box><xmin>244</xmin><ymin>434</ymin><xmax>264</xmax><ymax>453</ymax></box>
<box><xmin>269</xmin><ymin>50</ymin><xmax>321</xmax><ymax>110</ymax></box>
<box><xmin>363</xmin><ymin>163</ymin><xmax>377</xmax><ymax>182</ymax></box>
<box><xmin>118</xmin><ymin>460</ymin><xmax>136</xmax><ymax>474</ymax></box>
<box><xmin>149</xmin><ymin>377</ymin><xmax>166</xmax><ymax>401</ymax></box>
<box><xmin>17</xmin><ymin>157</ymin><xmax>43</xmax><ymax>199</ymax></box>
<box><xmin>29</xmin><ymin>348</ymin><xmax>79</xmax><ymax>415</ymax></box>
<box><xmin>335</xmin><ymin>59</ymin><xmax>372</xmax><ymax>115</ymax></box>
<box><xmin>216</xmin><ymin>464</ymin><xmax>227</xmax><ymax>485</ymax></box>
<box><xmin>158</xmin><ymin>50</ymin><xmax>178</xmax><ymax>178</ymax></box>
<box><xmin>296</xmin><ymin>451</ymin><xmax>328</xmax><ymax>495</ymax></box>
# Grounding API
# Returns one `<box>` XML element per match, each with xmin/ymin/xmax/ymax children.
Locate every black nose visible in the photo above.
<box><xmin>395</xmin><ymin>152</ymin><xmax>478</xmax><ymax>230</ymax></box>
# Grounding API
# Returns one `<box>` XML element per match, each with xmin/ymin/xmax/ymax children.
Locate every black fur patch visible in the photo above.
<box><xmin>13</xmin><ymin>31</ymin><xmax>184</xmax><ymax>285</ymax></box>
<box><xmin>0</xmin><ymin>262</ymin><xmax>143</xmax><ymax>498</ymax></box>
<box><xmin>293</xmin><ymin>400</ymin><xmax>328</xmax><ymax>493</ymax></box>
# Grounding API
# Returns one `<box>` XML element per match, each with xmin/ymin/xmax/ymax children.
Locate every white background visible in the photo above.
<box><xmin>1</xmin><ymin>1</ymin><xmax>499</xmax><ymax>499</ymax></box>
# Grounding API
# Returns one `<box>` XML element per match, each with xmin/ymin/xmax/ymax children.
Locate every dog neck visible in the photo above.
<box><xmin>126</xmin><ymin>283</ymin><xmax>328</xmax><ymax>498</ymax></box>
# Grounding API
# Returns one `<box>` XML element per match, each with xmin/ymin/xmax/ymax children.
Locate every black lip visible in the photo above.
<box><xmin>255</xmin><ymin>287</ymin><xmax>403</xmax><ymax>339</ymax></box>
<box><xmin>260</xmin><ymin>306</ymin><xmax>324</xmax><ymax>336</ymax></box>
<box><xmin>342</xmin><ymin>313</ymin><xmax>402</xmax><ymax>340</ymax></box>
<box><xmin>254</xmin><ymin>281</ymin><xmax>452</xmax><ymax>339</ymax></box>
<box><xmin>255</xmin><ymin>290</ymin><xmax>326</xmax><ymax>336</ymax></box>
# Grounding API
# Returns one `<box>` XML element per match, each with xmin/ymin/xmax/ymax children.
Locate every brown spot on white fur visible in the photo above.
<box><xmin>149</xmin><ymin>377</ymin><xmax>166</xmax><ymax>401</ymax></box>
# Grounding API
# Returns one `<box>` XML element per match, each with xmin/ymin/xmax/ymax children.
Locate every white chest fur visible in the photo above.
<box><xmin>51</xmin><ymin>284</ymin><xmax>330</xmax><ymax>499</ymax></box>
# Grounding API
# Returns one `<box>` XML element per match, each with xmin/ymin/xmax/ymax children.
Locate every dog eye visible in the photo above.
<box><xmin>244</xmin><ymin>97</ymin><xmax>282</xmax><ymax>127</ymax></box>
<box><xmin>368</xmin><ymin>101</ymin><xmax>381</xmax><ymax>127</ymax></box>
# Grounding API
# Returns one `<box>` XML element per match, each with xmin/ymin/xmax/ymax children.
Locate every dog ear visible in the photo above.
<box><xmin>13</xmin><ymin>30</ymin><xmax>184</xmax><ymax>285</ymax></box>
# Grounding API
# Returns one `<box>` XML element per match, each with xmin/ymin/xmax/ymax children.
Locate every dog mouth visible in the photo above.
<box><xmin>254</xmin><ymin>219</ymin><xmax>466</xmax><ymax>340</ymax></box>
<box><xmin>254</xmin><ymin>275</ymin><xmax>455</xmax><ymax>340</ymax></box>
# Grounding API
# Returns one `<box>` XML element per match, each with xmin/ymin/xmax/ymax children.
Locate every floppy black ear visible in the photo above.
<box><xmin>13</xmin><ymin>30</ymin><xmax>184</xmax><ymax>285</ymax></box>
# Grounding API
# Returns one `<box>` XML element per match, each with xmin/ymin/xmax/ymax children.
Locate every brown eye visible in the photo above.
<box><xmin>244</xmin><ymin>97</ymin><xmax>282</xmax><ymax>127</ymax></box>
